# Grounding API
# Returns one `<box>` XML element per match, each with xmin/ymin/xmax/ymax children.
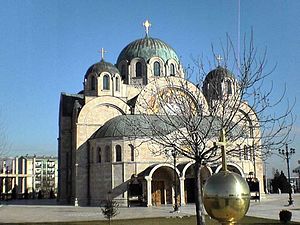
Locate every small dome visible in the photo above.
<box><xmin>204</xmin><ymin>66</ymin><xmax>235</xmax><ymax>82</ymax></box>
<box><xmin>84</xmin><ymin>60</ymin><xmax>119</xmax><ymax>79</ymax></box>
<box><xmin>117</xmin><ymin>37</ymin><xmax>179</xmax><ymax>65</ymax></box>
<box><xmin>203</xmin><ymin>66</ymin><xmax>237</xmax><ymax>101</ymax></box>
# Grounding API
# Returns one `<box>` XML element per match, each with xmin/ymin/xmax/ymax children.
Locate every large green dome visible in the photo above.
<box><xmin>117</xmin><ymin>37</ymin><xmax>179</xmax><ymax>65</ymax></box>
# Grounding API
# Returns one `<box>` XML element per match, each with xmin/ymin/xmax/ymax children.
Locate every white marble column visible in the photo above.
<box><xmin>21</xmin><ymin>178</ymin><xmax>25</xmax><ymax>193</ymax></box>
<box><xmin>180</xmin><ymin>177</ymin><xmax>185</xmax><ymax>206</ymax></box>
<box><xmin>145</xmin><ymin>176</ymin><xmax>152</xmax><ymax>207</ymax></box>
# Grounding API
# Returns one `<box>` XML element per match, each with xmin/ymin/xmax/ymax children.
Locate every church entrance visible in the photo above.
<box><xmin>184</xmin><ymin>164</ymin><xmax>195</xmax><ymax>203</ymax></box>
<box><xmin>150</xmin><ymin>166</ymin><xmax>178</xmax><ymax>206</ymax></box>
<box><xmin>152</xmin><ymin>181</ymin><xmax>164</xmax><ymax>206</ymax></box>
<box><xmin>184</xmin><ymin>164</ymin><xmax>212</xmax><ymax>204</ymax></box>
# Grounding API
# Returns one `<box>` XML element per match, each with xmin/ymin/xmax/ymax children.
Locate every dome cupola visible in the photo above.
<box><xmin>84</xmin><ymin>57</ymin><xmax>121</xmax><ymax>98</ymax></box>
<box><xmin>116</xmin><ymin>20</ymin><xmax>184</xmax><ymax>85</ymax></box>
<box><xmin>116</xmin><ymin>37</ymin><xmax>179</xmax><ymax>65</ymax></box>
<box><xmin>203</xmin><ymin>66</ymin><xmax>237</xmax><ymax>102</ymax></box>
<box><xmin>84</xmin><ymin>60</ymin><xmax>119</xmax><ymax>80</ymax></box>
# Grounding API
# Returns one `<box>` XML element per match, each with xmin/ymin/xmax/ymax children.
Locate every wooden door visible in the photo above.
<box><xmin>152</xmin><ymin>181</ymin><xmax>164</xmax><ymax>206</ymax></box>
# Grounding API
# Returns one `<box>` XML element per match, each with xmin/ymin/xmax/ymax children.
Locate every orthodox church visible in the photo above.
<box><xmin>58</xmin><ymin>21</ymin><xmax>263</xmax><ymax>206</ymax></box>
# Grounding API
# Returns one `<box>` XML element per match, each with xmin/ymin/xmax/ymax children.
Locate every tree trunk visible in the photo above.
<box><xmin>194</xmin><ymin>160</ymin><xmax>206</xmax><ymax>225</ymax></box>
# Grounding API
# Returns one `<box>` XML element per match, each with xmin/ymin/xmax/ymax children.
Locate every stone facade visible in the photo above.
<box><xmin>58</xmin><ymin>25</ymin><xmax>264</xmax><ymax>207</ymax></box>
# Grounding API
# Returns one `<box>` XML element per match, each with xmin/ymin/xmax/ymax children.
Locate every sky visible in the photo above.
<box><xmin>0</xmin><ymin>0</ymin><xmax>299</xmax><ymax>177</ymax></box>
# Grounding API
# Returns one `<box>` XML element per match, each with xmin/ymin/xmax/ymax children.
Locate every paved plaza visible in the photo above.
<box><xmin>1</xmin><ymin>194</ymin><xmax>300</xmax><ymax>224</ymax></box>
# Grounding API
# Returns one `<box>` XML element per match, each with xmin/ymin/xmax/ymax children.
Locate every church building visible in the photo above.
<box><xmin>58</xmin><ymin>21</ymin><xmax>263</xmax><ymax>206</ymax></box>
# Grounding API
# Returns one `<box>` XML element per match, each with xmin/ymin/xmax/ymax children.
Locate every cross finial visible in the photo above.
<box><xmin>216</xmin><ymin>54</ymin><xmax>223</xmax><ymax>66</ymax></box>
<box><xmin>143</xmin><ymin>19</ymin><xmax>151</xmax><ymax>36</ymax></box>
<box><xmin>98</xmin><ymin>48</ymin><xmax>107</xmax><ymax>61</ymax></box>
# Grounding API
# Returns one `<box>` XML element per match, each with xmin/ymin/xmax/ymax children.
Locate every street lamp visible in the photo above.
<box><xmin>278</xmin><ymin>144</ymin><xmax>295</xmax><ymax>206</ymax></box>
<box><xmin>5</xmin><ymin>165</ymin><xmax>9</xmax><ymax>201</ymax></box>
<box><xmin>74</xmin><ymin>163</ymin><xmax>79</xmax><ymax>206</ymax></box>
<box><xmin>171</xmin><ymin>149</ymin><xmax>179</xmax><ymax>212</ymax></box>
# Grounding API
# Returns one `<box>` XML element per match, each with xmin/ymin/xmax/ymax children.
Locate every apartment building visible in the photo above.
<box><xmin>0</xmin><ymin>155</ymin><xmax>57</xmax><ymax>199</ymax></box>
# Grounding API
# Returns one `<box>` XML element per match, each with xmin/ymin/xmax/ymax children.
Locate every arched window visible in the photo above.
<box><xmin>97</xmin><ymin>147</ymin><xmax>101</xmax><ymax>163</ymax></box>
<box><xmin>115</xmin><ymin>145</ymin><xmax>122</xmax><ymax>162</ymax></box>
<box><xmin>121</xmin><ymin>64</ymin><xmax>126</xmax><ymax>79</ymax></box>
<box><xmin>91</xmin><ymin>76</ymin><xmax>96</xmax><ymax>90</ymax></box>
<box><xmin>103</xmin><ymin>74</ymin><xmax>110</xmax><ymax>90</ymax></box>
<box><xmin>154</xmin><ymin>61</ymin><xmax>160</xmax><ymax>76</ymax></box>
<box><xmin>226</xmin><ymin>80</ymin><xmax>232</xmax><ymax>94</ymax></box>
<box><xmin>243</xmin><ymin>146</ymin><xmax>250</xmax><ymax>160</ymax></box>
<box><xmin>136</xmin><ymin>62</ymin><xmax>142</xmax><ymax>77</ymax></box>
<box><xmin>115</xmin><ymin>77</ymin><xmax>120</xmax><ymax>92</ymax></box>
<box><xmin>105</xmin><ymin>145</ymin><xmax>110</xmax><ymax>162</ymax></box>
<box><xmin>129</xmin><ymin>144</ymin><xmax>134</xmax><ymax>161</ymax></box>
<box><xmin>170</xmin><ymin>63</ymin><xmax>175</xmax><ymax>76</ymax></box>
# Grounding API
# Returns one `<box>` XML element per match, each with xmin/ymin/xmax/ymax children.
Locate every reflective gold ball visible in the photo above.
<box><xmin>203</xmin><ymin>171</ymin><xmax>250</xmax><ymax>225</ymax></box>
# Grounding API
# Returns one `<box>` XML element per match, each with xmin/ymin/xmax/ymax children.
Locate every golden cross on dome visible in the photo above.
<box><xmin>143</xmin><ymin>19</ymin><xmax>151</xmax><ymax>36</ymax></box>
<box><xmin>216</xmin><ymin>54</ymin><xmax>223</xmax><ymax>66</ymax></box>
<box><xmin>98</xmin><ymin>48</ymin><xmax>107</xmax><ymax>61</ymax></box>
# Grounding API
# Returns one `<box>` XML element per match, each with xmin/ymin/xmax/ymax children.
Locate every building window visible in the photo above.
<box><xmin>115</xmin><ymin>145</ymin><xmax>122</xmax><ymax>162</ymax></box>
<box><xmin>103</xmin><ymin>74</ymin><xmax>110</xmax><ymax>90</ymax></box>
<box><xmin>136</xmin><ymin>62</ymin><xmax>142</xmax><ymax>77</ymax></box>
<box><xmin>226</xmin><ymin>80</ymin><xmax>232</xmax><ymax>94</ymax></box>
<box><xmin>170</xmin><ymin>63</ymin><xmax>175</xmax><ymax>76</ymax></box>
<box><xmin>115</xmin><ymin>77</ymin><xmax>120</xmax><ymax>92</ymax></box>
<box><xmin>105</xmin><ymin>145</ymin><xmax>110</xmax><ymax>162</ymax></box>
<box><xmin>243</xmin><ymin>145</ymin><xmax>250</xmax><ymax>160</ymax></box>
<box><xmin>154</xmin><ymin>61</ymin><xmax>160</xmax><ymax>76</ymax></box>
<box><xmin>129</xmin><ymin>144</ymin><xmax>134</xmax><ymax>161</ymax></box>
<box><xmin>98</xmin><ymin>147</ymin><xmax>101</xmax><ymax>163</ymax></box>
<box><xmin>121</xmin><ymin>64</ymin><xmax>126</xmax><ymax>79</ymax></box>
<box><xmin>91</xmin><ymin>76</ymin><xmax>96</xmax><ymax>90</ymax></box>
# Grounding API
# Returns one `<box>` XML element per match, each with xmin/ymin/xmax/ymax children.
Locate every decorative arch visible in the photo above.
<box><xmin>181</xmin><ymin>162</ymin><xmax>213</xmax><ymax>178</ymax></box>
<box><xmin>215</xmin><ymin>163</ymin><xmax>245</xmax><ymax>177</ymax></box>
<box><xmin>130</xmin><ymin>58</ymin><xmax>146</xmax><ymax>78</ymax></box>
<box><xmin>77</xmin><ymin>96</ymin><xmax>129</xmax><ymax>124</ymax></box>
<box><xmin>148</xmin><ymin>57</ymin><xmax>165</xmax><ymax>77</ymax></box>
<box><xmin>146</xmin><ymin>163</ymin><xmax>180</xmax><ymax>179</ymax></box>
<box><xmin>166</xmin><ymin>59</ymin><xmax>179</xmax><ymax>76</ymax></box>
<box><xmin>135</xmin><ymin>76</ymin><xmax>209</xmax><ymax>115</ymax></box>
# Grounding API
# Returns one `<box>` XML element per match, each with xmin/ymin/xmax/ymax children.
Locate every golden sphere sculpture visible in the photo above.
<box><xmin>203</xmin><ymin>170</ymin><xmax>250</xmax><ymax>225</ymax></box>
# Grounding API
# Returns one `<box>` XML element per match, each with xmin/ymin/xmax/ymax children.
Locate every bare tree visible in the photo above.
<box><xmin>125</xmin><ymin>33</ymin><xmax>294</xmax><ymax>225</ymax></box>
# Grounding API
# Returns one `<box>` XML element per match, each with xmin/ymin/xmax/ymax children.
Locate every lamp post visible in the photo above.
<box><xmin>171</xmin><ymin>149</ymin><xmax>179</xmax><ymax>212</ymax></box>
<box><xmin>74</xmin><ymin>163</ymin><xmax>79</xmax><ymax>206</ymax></box>
<box><xmin>278</xmin><ymin>144</ymin><xmax>295</xmax><ymax>206</ymax></box>
<box><xmin>5</xmin><ymin>165</ymin><xmax>9</xmax><ymax>201</ymax></box>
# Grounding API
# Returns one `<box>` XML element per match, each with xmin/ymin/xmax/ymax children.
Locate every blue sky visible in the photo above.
<box><xmin>0</xmin><ymin>0</ymin><xmax>299</xmax><ymax>177</ymax></box>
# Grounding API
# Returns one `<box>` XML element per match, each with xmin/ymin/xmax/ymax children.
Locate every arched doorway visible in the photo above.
<box><xmin>184</xmin><ymin>163</ymin><xmax>212</xmax><ymax>204</ymax></box>
<box><xmin>184</xmin><ymin>164</ymin><xmax>195</xmax><ymax>203</ymax></box>
<box><xmin>151</xmin><ymin>166</ymin><xmax>179</xmax><ymax>206</ymax></box>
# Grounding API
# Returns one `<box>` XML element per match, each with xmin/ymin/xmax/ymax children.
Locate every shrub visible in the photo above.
<box><xmin>101</xmin><ymin>199</ymin><xmax>119</xmax><ymax>225</ymax></box>
<box><xmin>279</xmin><ymin>210</ymin><xmax>292</xmax><ymax>223</ymax></box>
